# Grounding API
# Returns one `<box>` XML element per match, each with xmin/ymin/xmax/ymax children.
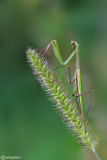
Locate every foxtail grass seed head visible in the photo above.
<box><xmin>26</xmin><ymin>48</ymin><xmax>98</xmax><ymax>153</ymax></box>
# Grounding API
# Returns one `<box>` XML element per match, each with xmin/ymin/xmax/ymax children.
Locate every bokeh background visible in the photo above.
<box><xmin>0</xmin><ymin>0</ymin><xmax>107</xmax><ymax>160</ymax></box>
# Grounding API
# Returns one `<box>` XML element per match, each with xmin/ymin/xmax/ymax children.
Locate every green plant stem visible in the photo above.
<box><xmin>92</xmin><ymin>150</ymin><xmax>102</xmax><ymax>160</ymax></box>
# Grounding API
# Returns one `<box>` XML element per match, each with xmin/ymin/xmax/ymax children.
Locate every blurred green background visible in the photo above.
<box><xmin>0</xmin><ymin>0</ymin><xmax>107</xmax><ymax>160</ymax></box>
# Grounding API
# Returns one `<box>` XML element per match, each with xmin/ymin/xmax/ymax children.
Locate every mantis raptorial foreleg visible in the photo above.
<box><xmin>43</xmin><ymin>40</ymin><xmax>76</xmax><ymax>64</ymax></box>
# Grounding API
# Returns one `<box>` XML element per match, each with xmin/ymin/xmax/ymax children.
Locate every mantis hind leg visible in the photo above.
<box><xmin>85</xmin><ymin>90</ymin><xmax>94</xmax><ymax>122</ymax></box>
<box><xmin>74</xmin><ymin>90</ymin><xmax>94</xmax><ymax>97</ymax></box>
<box><xmin>73</xmin><ymin>90</ymin><xmax>95</xmax><ymax>121</ymax></box>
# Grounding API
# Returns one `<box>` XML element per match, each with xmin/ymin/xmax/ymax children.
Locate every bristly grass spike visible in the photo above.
<box><xmin>26</xmin><ymin>48</ymin><xmax>102</xmax><ymax>160</ymax></box>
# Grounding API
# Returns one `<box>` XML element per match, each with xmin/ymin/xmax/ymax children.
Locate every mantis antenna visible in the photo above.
<box><xmin>50</xmin><ymin>11</ymin><xmax>72</xmax><ymax>41</ymax></box>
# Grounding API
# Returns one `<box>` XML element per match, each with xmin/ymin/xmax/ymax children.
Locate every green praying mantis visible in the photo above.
<box><xmin>41</xmin><ymin>20</ymin><xmax>94</xmax><ymax>123</ymax></box>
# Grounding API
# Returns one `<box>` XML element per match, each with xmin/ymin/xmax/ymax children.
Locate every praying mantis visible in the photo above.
<box><xmin>43</xmin><ymin>39</ymin><xmax>85</xmax><ymax>121</ymax></box>
<box><xmin>41</xmin><ymin>19</ymin><xmax>94</xmax><ymax>123</ymax></box>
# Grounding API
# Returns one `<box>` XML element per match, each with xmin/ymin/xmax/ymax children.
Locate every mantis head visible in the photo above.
<box><xmin>71</xmin><ymin>40</ymin><xmax>76</xmax><ymax>49</ymax></box>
